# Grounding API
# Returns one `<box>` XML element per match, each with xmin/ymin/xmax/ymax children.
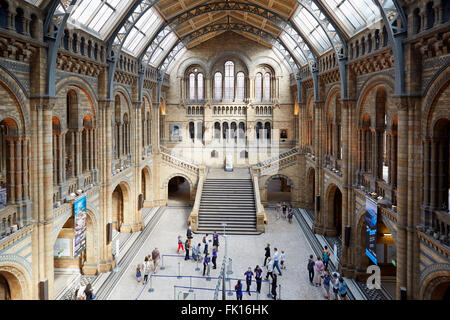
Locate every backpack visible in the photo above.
<box><xmin>307</xmin><ymin>259</ymin><xmax>315</xmax><ymax>271</ymax></box>
<box><xmin>323</xmin><ymin>250</ymin><xmax>330</xmax><ymax>262</ymax></box>
<box><xmin>152</xmin><ymin>250</ymin><xmax>157</xmax><ymax>260</ymax></box>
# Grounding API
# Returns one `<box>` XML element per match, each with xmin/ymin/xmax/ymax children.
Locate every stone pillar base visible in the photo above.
<box><xmin>98</xmin><ymin>259</ymin><xmax>116</xmax><ymax>273</ymax></box>
<box><xmin>82</xmin><ymin>264</ymin><xmax>99</xmax><ymax>276</ymax></box>
<box><xmin>312</xmin><ymin>223</ymin><xmax>325</xmax><ymax>234</ymax></box>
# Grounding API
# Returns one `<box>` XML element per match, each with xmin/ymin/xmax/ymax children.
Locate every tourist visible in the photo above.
<box><xmin>282</xmin><ymin>202</ymin><xmax>287</xmax><ymax>218</ymax></box>
<box><xmin>314</xmin><ymin>256</ymin><xmax>324</xmax><ymax>287</ymax></box>
<box><xmin>265</xmin><ymin>257</ymin><xmax>274</xmax><ymax>280</ymax></box>
<box><xmin>212</xmin><ymin>246</ymin><xmax>218</xmax><ymax>269</ymax></box>
<box><xmin>143</xmin><ymin>257</ymin><xmax>150</xmax><ymax>284</ymax></box>
<box><xmin>339</xmin><ymin>277</ymin><xmax>348</xmax><ymax>300</ymax></box>
<box><xmin>213</xmin><ymin>231</ymin><xmax>219</xmax><ymax>249</ymax></box>
<box><xmin>195</xmin><ymin>243</ymin><xmax>202</xmax><ymax>261</ymax></box>
<box><xmin>276</xmin><ymin>202</ymin><xmax>281</xmax><ymax>220</ymax></box>
<box><xmin>203</xmin><ymin>234</ymin><xmax>209</xmax><ymax>254</ymax></box>
<box><xmin>185</xmin><ymin>239</ymin><xmax>190</xmax><ymax>260</ymax></box>
<box><xmin>331</xmin><ymin>272</ymin><xmax>340</xmax><ymax>300</ymax></box>
<box><xmin>177</xmin><ymin>235</ymin><xmax>184</xmax><ymax>253</ymax></box>
<box><xmin>322</xmin><ymin>246</ymin><xmax>331</xmax><ymax>270</ymax></box>
<box><xmin>287</xmin><ymin>208</ymin><xmax>293</xmax><ymax>223</ymax></box>
<box><xmin>271</xmin><ymin>274</ymin><xmax>277</xmax><ymax>300</ymax></box>
<box><xmin>84</xmin><ymin>283</ymin><xmax>95</xmax><ymax>300</ymax></box>
<box><xmin>203</xmin><ymin>253</ymin><xmax>211</xmax><ymax>276</ymax></box>
<box><xmin>280</xmin><ymin>250</ymin><xmax>286</xmax><ymax>270</ymax></box>
<box><xmin>136</xmin><ymin>264</ymin><xmax>142</xmax><ymax>283</ymax></box>
<box><xmin>307</xmin><ymin>254</ymin><xmax>315</xmax><ymax>285</ymax></box>
<box><xmin>272</xmin><ymin>248</ymin><xmax>282</xmax><ymax>275</ymax></box>
<box><xmin>254</xmin><ymin>265</ymin><xmax>263</xmax><ymax>294</ymax></box>
<box><xmin>244</xmin><ymin>267</ymin><xmax>254</xmax><ymax>296</ymax></box>
<box><xmin>264</xmin><ymin>243</ymin><xmax>271</xmax><ymax>266</ymax></box>
<box><xmin>186</xmin><ymin>225</ymin><xmax>193</xmax><ymax>246</ymax></box>
<box><xmin>235</xmin><ymin>280</ymin><xmax>243</xmax><ymax>301</ymax></box>
<box><xmin>321</xmin><ymin>270</ymin><xmax>332</xmax><ymax>300</ymax></box>
<box><xmin>152</xmin><ymin>248</ymin><xmax>160</xmax><ymax>273</ymax></box>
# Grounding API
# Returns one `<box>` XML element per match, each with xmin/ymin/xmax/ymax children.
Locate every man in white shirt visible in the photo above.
<box><xmin>265</xmin><ymin>257</ymin><xmax>274</xmax><ymax>280</ymax></box>
<box><xmin>272</xmin><ymin>248</ymin><xmax>282</xmax><ymax>276</ymax></box>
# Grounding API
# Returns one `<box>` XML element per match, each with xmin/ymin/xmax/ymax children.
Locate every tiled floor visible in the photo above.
<box><xmin>107</xmin><ymin>206</ymin><xmax>329</xmax><ymax>300</ymax></box>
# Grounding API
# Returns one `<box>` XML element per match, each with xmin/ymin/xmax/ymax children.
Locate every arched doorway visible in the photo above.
<box><xmin>141</xmin><ymin>167</ymin><xmax>151</xmax><ymax>202</ymax></box>
<box><xmin>430</xmin><ymin>280</ymin><xmax>450</xmax><ymax>300</ymax></box>
<box><xmin>327</xmin><ymin>185</ymin><xmax>342</xmax><ymax>236</ymax></box>
<box><xmin>112</xmin><ymin>184</ymin><xmax>128</xmax><ymax>231</ymax></box>
<box><xmin>0</xmin><ymin>269</ymin><xmax>25</xmax><ymax>300</ymax></box>
<box><xmin>266</xmin><ymin>175</ymin><xmax>291</xmax><ymax>203</ymax></box>
<box><xmin>168</xmin><ymin>176</ymin><xmax>190</xmax><ymax>204</ymax></box>
<box><xmin>0</xmin><ymin>273</ymin><xmax>10</xmax><ymax>300</ymax></box>
<box><xmin>307</xmin><ymin>168</ymin><xmax>315</xmax><ymax>209</ymax></box>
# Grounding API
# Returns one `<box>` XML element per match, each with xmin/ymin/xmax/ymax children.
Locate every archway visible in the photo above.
<box><xmin>0</xmin><ymin>270</ymin><xmax>24</xmax><ymax>300</ymax></box>
<box><xmin>306</xmin><ymin>168</ymin><xmax>316</xmax><ymax>209</ymax></box>
<box><xmin>429</xmin><ymin>279</ymin><xmax>450</xmax><ymax>300</ymax></box>
<box><xmin>0</xmin><ymin>273</ymin><xmax>10</xmax><ymax>299</ymax></box>
<box><xmin>141</xmin><ymin>167</ymin><xmax>151</xmax><ymax>202</ymax></box>
<box><xmin>266</xmin><ymin>175</ymin><xmax>292</xmax><ymax>203</ymax></box>
<box><xmin>326</xmin><ymin>184</ymin><xmax>342</xmax><ymax>236</ymax></box>
<box><xmin>168</xmin><ymin>176</ymin><xmax>191</xmax><ymax>204</ymax></box>
<box><xmin>112</xmin><ymin>183</ymin><xmax>129</xmax><ymax>231</ymax></box>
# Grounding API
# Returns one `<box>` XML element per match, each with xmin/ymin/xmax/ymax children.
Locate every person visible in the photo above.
<box><xmin>280</xmin><ymin>250</ymin><xmax>286</xmax><ymax>270</ymax></box>
<box><xmin>307</xmin><ymin>255</ymin><xmax>315</xmax><ymax>285</ymax></box>
<box><xmin>143</xmin><ymin>256</ymin><xmax>151</xmax><ymax>285</ymax></box>
<box><xmin>203</xmin><ymin>253</ymin><xmax>211</xmax><ymax>276</ymax></box>
<box><xmin>314</xmin><ymin>256</ymin><xmax>324</xmax><ymax>287</ymax></box>
<box><xmin>331</xmin><ymin>272</ymin><xmax>340</xmax><ymax>300</ymax></box>
<box><xmin>276</xmin><ymin>202</ymin><xmax>281</xmax><ymax>220</ymax></box>
<box><xmin>272</xmin><ymin>248</ymin><xmax>282</xmax><ymax>276</ymax></box>
<box><xmin>339</xmin><ymin>277</ymin><xmax>348</xmax><ymax>300</ymax></box>
<box><xmin>74</xmin><ymin>287</ymin><xmax>85</xmax><ymax>300</ymax></box>
<box><xmin>281</xmin><ymin>202</ymin><xmax>287</xmax><ymax>218</ymax></box>
<box><xmin>84</xmin><ymin>283</ymin><xmax>95</xmax><ymax>300</ymax></box>
<box><xmin>235</xmin><ymin>280</ymin><xmax>243</xmax><ymax>301</ymax></box>
<box><xmin>265</xmin><ymin>257</ymin><xmax>274</xmax><ymax>280</ymax></box>
<box><xmin>287</xmin><ymin>208</ymin><xmax>293</xmax><ymax>223</ymax></box>
<box><xmin>203</xmin><ymin>234</ymin><xmax>209</xmax><ymax>254</ymax></box>
<box><xmin>322</xmin><ymin>246</ymin><xmax>331</xmax><ymax>270</ymax></box>
<box><xmin>271</xmin><ymin>274</ymin><xmax>277</xmax><ymax>300</ymax></box>
<box><xmin>185</xmin><ymin>239</ymin><xmax>190</xmax><ymax>260</ymax></box>
<box><xmin>212</xmin><ymin>231</ymin><xmax>219</xmax><ymax>249</ymax></box>
<box><xmin>177</xmin><ymin>235</ymin><xmax>184</xmax><ymax>254</ymax></box>
<box><xmin>212</xmin><ymin>246</ymin><xmax>218</xmax><ymax>269</ymax></box>
<box><xmin>136</xmin><ymin>264</ymin><xmax>142</xmax><ymax>283</ymax></box>
<box><xmin>264</xmin><ymin>243</ymin><xmax>271</xmax><ymax>266</ymax></box>
<box><xmin>195</xmin><ymin>243</ymin><xmax>202</xmax><ymax>261</ymax></box>
<box><xmin>186</xmin><ymin>226</ymin><xmax>193</xmax><ymax>246</ymax></box>
<box><xmin>244</xmin><ymin>267</ymin><xmax>254</xmax><ymax>296</ymax></box>
<box><xmin>321</xmin><ymin>270</ymin><xmax>332</xmax><ymax>300</ymax></box>
<box><xmin>152</xmin><ymin>248</ymin><xmax>160</xmax><ymax>273</ymax></box>
<box><xmin>254</xmin><ymin>265</ymin><xmax>263</xmax><ymax>294</ymax></box>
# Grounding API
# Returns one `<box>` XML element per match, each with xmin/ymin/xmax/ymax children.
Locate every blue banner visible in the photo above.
<box><xmin>365</xmin><ymin>199</ymin><xmax>378</xmax><ymax>265</ymax></box>
<box><xmin>73</xmin><ymin>196</ymin><xmax>87</xmax><ymax>258</ymax></box>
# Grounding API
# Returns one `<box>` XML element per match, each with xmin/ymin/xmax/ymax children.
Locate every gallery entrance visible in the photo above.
<box><xmin>168</xmin><ymin>176</ymin><xmax>190</xmax><ymax>205</ymax></box>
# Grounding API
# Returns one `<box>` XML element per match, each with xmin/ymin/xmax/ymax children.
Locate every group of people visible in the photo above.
<box><xmin>73</xmin><ymin>283</ymin><xmax>95</xmax><ymax>300</ymax></box>
<box><xmin>135</xmin><ymin>247</ymin><xmax>161</xmax><ymax>285</ymax></box>
<box><xmin>307</xmin><ymin>246</ymin><xmax>347</xmax><ymax>300</ymax></box>
<box><xmin>276</xmin><ymin>202</ymin><xmax>294</xmax><ymax>223</ymax></box>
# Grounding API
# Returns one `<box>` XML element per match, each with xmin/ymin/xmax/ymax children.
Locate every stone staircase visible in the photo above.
<box><xmin>197</xmin><ymin>169</ymin><xmax>260</xmax><ymax>235</ymax></box>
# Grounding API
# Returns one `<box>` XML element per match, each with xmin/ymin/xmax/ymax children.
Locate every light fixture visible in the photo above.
<box><xmin>383</xmin><ymin>233</ymin><xmax>392</xmax><ymax>237</ymax></box>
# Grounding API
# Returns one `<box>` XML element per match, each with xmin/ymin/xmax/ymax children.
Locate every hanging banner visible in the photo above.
<box><xmin>73</xmin><ymin>196</ymin><xmax>87</xmax><ymax>258</ymax></box>
<box><xmin>365</xmin><ymin>198</ymin><xmax>378</xmax><ymax>265</ymax></box>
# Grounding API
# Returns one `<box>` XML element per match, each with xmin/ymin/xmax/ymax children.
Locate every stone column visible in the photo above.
<box><xmin>15</xmin><ymin>139</ymin><xmax>22</xmax><ymax>202</ymax></box>
<box><xmin>7</xmin><ymin>138</ymin><xmax>15</xmax><ymax>204</ymax></box>
<box><xmin>430</xmin><ymin>139</ymin><xmax>437</xmax><ymax>209</ymax></box>
<box><xmin>423</xmin><ymin>138</ymin><xmax>430</xmax><ymax>212</ymax></box>
<box><xmin>437</xmin><ymin>138</ymin><xmax>446</xmax><ymax>208</ymax></box>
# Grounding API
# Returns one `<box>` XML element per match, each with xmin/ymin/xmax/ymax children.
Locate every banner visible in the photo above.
<box><xmin>73</xmin><ymin>196</ymin><xmax>87</xmax><ymax>258</ymax></box>
<box><xmin>365</xmin><ymin>198</ymin><xmax>378</xmax><ymax>265</ymax></box>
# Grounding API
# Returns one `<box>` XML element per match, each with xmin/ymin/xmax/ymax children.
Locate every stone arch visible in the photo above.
<box><xmin>325</xmin><ymin>85</ymin><xmax>341</xmax><ymax>115</ymax></box>
<box><xmin>264</xmin><ymin>174</ymin><xmax>293</xmax><ymax>203</ymax></box>
<box><xmin>176</xmin><ymin>57</ymin><xmax>209</xmax><ymax>78</ymax></box>
<box><xmin>165</xmin><ymin>173</ymin><xmax>193</xmax><ymax>203</ymax></box>
<box><xmin>306</xmin><ymin>166</ymin><xmax>316</xmax><ymax>206</ymax></box>
<box><xmin>0</xmin><ymin>79</ymin><xmax>27</xmax><ymax>137</ymax></box>
<box><xmin>0</xmin><ymin>262</ymin><xmax>31</xmax><ymax>300</ymax></box>
<box><xmin>324</xmin><ymin>183</ymin><xmax>343</xmax><ymax>236</ymax></box>
<box><xmin>163</xmin><ymin>173</ymin><xmax>194</xmax><ymax>191</ymax></box>
<box><xmin>55</xmin><ymin>76</ymin><xmax>99</xmax><ymax>117</ymax></box>
<box><xmin>141</xmin><ymin>166</ymin><xmax>152</xmax><ymax>202</ymax></box>
<box><xmin>82</xmin><ymin>208</ymin><xmax>99</xmax><ymax>275</ymax></box>
<box><xmin>420</xmin><ymin>266</ymin><xmax>450</xmax><ymax>299</ymax></box>
<box><xmin>114</xmin><ymin>88</ymin><xmax>132</xmax><ymax>116</ymax></box>
<box><xmin>208</xmin><ymin>51</ymin><xmax>251</xmax><ymax>76</ymax></box>
<box><xmin>111</xmin><ymin>181</ymin><xmax>131</xmax><ymax>231</ymax></box>
<box><xmin>251</xmin><ymin>56</ymin><xmax>284</xmax><ymax>77</ymax></box>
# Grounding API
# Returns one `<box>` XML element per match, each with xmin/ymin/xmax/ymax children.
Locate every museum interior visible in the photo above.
<box><xmin>0</xmin><ymin>0</ymin><xmax>448</xmax><ymax>301</ymax></box>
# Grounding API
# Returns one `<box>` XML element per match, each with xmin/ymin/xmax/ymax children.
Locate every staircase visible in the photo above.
<box><xmin>197</xmin><ymin>169</ymin><xmax>260</xmax><ymax>235</ymax></box>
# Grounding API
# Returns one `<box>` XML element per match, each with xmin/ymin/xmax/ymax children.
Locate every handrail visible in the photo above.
<box><xmin>187</xmin><ymin>169</ymin><xmax>206</xmax><ymax>230</ymax></box>
<box><xmin>255</xmin><ymin>147</ymin><xmax>299</xmax><ymax>168</ymax></box>
<box><xmin>251</xmin><ymin>170</ymin><xmax>265</xmax><ymax>233</ymax></box>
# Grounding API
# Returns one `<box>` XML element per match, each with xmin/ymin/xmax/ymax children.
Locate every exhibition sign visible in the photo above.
<box><xmin>73</xmin><ymin>196</ymin><xmax>87</xmax><ymax>258</ymax></box>
<box><xmin>365</xmin><ymin>198</ymin><xmax>378</xmax><ymax>265</ymax></box>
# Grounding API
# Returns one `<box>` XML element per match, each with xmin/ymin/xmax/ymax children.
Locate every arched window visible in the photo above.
<box><xmin>236</xmin><ymin>72</ymin><xmax>245</xmax><ymax>100</ymax></box>
<box><xmin>197</xmin><ymin>73</ymin><xmax>204</xmax><ymax>100</ymax></box>
<box><xmin>214</xmin><ymin>122</ymin><xmax>221</xmax><ymax>140</ymax></box>
<box><xmin>224</xmin><ymin>61</ymin><xmax>234</xmax><ymax>100</ymax></box>
<box><xmin>214</xmin><ymin>72</ymin><xmax>222</xmax><ymax>100</ymax></box>
<box><xmin>255</xmin><ymin>73</ymin><xmax>262</xmax><ymax>102</ymax></box>
<box><xmin>189</xmin><ymin>73</ymin><xmax>195</xmax><ymax>100</ymax></box>
<box><xmin>263</xmin><ymin>73</ymin><xmax>271</xmax><ymax>101</ymax></box>
<box><xmin>189</xmin><ymin>122</ymin><xmax>195</xmax><ymax>141</ymax></box>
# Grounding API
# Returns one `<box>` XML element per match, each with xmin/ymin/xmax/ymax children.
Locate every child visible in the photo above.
<box><xmin>321</xmin><ymin>270</ymin><xmax>332</xmax><ymax>300</ymax></box>
<box><xmin>280</xmin><ymin>250</ymin><xmax>286</xmax><ymax>270</ymax></box>
<box><xmin>177</xmin><ymin>235</ymin><xmax>184</xmax><ymax>253</ymax></box>
<box><xmin>136</xmin><ymin>264</ymin><xmax>142</xmax><ymax>283</ymax></box>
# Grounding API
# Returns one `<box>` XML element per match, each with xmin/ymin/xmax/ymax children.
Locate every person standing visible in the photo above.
<box><xmin>265</xmin><ymin>257</ymin><xmax>274</xmax><ymax>280</ymax></box>
<box><xmin>307</xmin><ymin>255</ymin><xmax>315</xmax><ymax>285</ymax></box>
<box><xmin>282</xmin><ymin>202</ymin><xmax>287</xmax><ymax>218</ymax></box>
<box><xmin>212</xmin><ymin>246</ymin><xmax>218</xmax><ymax>269</ymax></box>
<box><xmin>331</xmin><ymin>272</ymin><xmax>340</xmax><ymax>300</ymax></box>
<box><xmin>314</xmin><ymin>257</ymin><xmax>324</xmax><ymax>287</ymax></box>
<box><xmin>203</xmin><ymin>253</ymin><xmax>211</xmax><ymax>276</ymax></box>
<box><xmin>203</xmin><ymin>234</ymin><xmax>209</xmax><ymax>254</ymax></box>
<box><xmin>212</xmin><ymin>231</ymin><xmax>219</xmax><ymax>249</ymax></box>
<box><xmin>177</xmin><ymin>235</ymin><xmax>184</xmax><ymax>254</ymax></box>
<box><xmin>322</xmin><ymin>246</ymin><xmax>331</xmax><ymax>270</ymax></box>
<box><xmin>143</xmin><ymin>257</ymin><xmax>150</xmax><ymax>285</ymax></box>
<box><xmin>185</xmin><ymin>239</ymin><xmax>190</xmax><ymax>260</ymax></box>
<box><xmin>271</xmin><ymin>274</ymin><xmax>277</xmax><ymax>300</ymax></box>
<box><xmin>136</xmin><ymin>264</ymin><xmax>142</xmax><ymax>283</ymax></box>
<box><xmin>84</xmin><ymin>283</ymin><xmax>95</xmax><ymax>300</ymax></box>
<box><xmin>339</xmin><ymin>277</ymin><xmax>348</xmax><ymax>300</ymax></box>
<box><xmin>254</xmin><ymin>265</ymin><xmax>263</xmax><ymax>294</ymax></box>
<box><xmin>280</xmin><ymin>250</ymin><xmax>286</xmax><ymax>270</ymax></box>
<box><xmin>264</xmin><ymin>243</ymin><xmax>271</xmax><ymax>266</ymax></box>
<box><xmin>152</xmin><ymin>248</ymin><xmax>160</xmax><ymax>273</ymax></box>
<box><xmin>244</xmin><ymin>267</ymin><xmax>254</xmax><ymax>296</ymax></box>
<box><xmin>186</xmin><ymin>226</ymin><xmax>193</xmax><ymax>246</ymax></box>
<box><xmin>272</xmin><ymin>248</ymin><xmax>282</xmax><ymax>276</ymax></box>
<box><xmin>276</xmin><ymin>202</ymin><xmax>281</xmax><ymax>220</ymax></box>
<box><xmin>321</xmin><ymin>270</ymin><xmax>332</xmax><ymax>300</ymax></box>
<box><xmin>235</xmin><ymin>280</ymin><xmax>243</xmax><ymax>301</ymax></box>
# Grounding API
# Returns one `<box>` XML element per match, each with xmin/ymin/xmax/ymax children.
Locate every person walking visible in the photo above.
<box><xmin>287</xmin><ymin>208</ymin><xmax>293</xmax><ymax>223</ymax></box>
<box><xmin>264</xmin><ymin>243</ymin><xmax>271</xmax><ymax>266</ymax></box>
<box><xmin>143</xmin><ymin>257</ymin><xmax>150</xmax><ymax>285</ymax></box>
<box><xmin>271</xmin><ymin>274</ymin><xmax>277</xmax><ymax>300</ymax></box>
<box><xmin>322</xmin><ymin>246</ymin><xmax>331</xmax><ymax>270</ymax></box>
<box><xmin>212</xmin><ymin>231</ymin><xmax>219</xmax><ymax>249</ymax></box>
<box><xmin>339</xmin><ymin>277</ymin><xmax>348</xmax><ymax>300</ymax></box>
<box><xmin>272</xmin><ymin>248</ymin><xmax>282</xmax><ymax>276</ymax></box>
<box><xmin>136</xmin><ymin>264</ymin><xmax>142</xmax><ymax>283</ymax></box>
<box><xmin>177</xmin><ymin>235</ymin><xmax>184</xmax><ymax>254</ymax></box>
<box><xmin>235</xmin><ymin>280</ymin><xmax>243</xmax><ymax>301</ymax></box>
<box><xmin>212</xmin><ymin>246</ymin><xmax>218</xmax><ymax>269</ymax></box>
<box><xmin>307</xmin><ymin>255</ymin><xmax>315</xmax><ymax>285</ymax></box>
<box><xmin>203</xmin><ymin>253</ymin><xmax>211</xmax><ymax>276</ymax></box>
<box><xmin>281</xmin><ymin>202</ymin><xmax>287</xmax><ymax>219</ymax></box>
<box><xmin>244</xmin><ymin>267</ymin><xmax>254</xmax><ymax>296</ymax></box>
<box><xmin>186</xmin><ymin>226</ymin><xmax>193</xmax><ymax>246</ymax></box>
<box><xmin>84</xmin><ymin>283</ymin><xmax>95</xmax><ymax>300</ymax></box>
<box><xmin>185</xmin><ymin>239</ymin><xmax>190</xmax><ymax>260</ymax></box>
<box><xmin>152</xmin><ymin>248</ymin><xmax>160</xmax><ymax>273</ymax></box>
<box><xmin>265</xmin><ymin>257</ymin><xmax>274</xmax><ymax>280</ymax></box>
<box><xmin>276</xmin><ymin>202</ymin><xmax>281</xmax><ymax>220</ymax></box>
<box><xmin>331</xmin><ymin>272</ymin><xmax>340</xmax><ymax>300</ymax></box>
<box><xmin>314</xmin><ymin>256</ymin><xmax>324</xmax><ymax>287</ymax></box>
<box><xmin>280</xmin><ymin>250</ymin><xmax>286</xmax><ymax>270</ymax></box>
<box><xmin>254</xmin><ymin>265</ymin><xmax>263</xmax><ymax>294</ymax></box>
<box><xmin>203</xmin><ymin>234</ymin><xmax>209</xmax><ymax>254</ymax></box>
<box><xmin>321</xmin><ymin>270</ymin><xmax>332</xmax><ymax>300</ymax></box>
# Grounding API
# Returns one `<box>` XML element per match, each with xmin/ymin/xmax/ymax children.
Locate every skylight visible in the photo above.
<box><xmin>280</xmin><ymin>32</ymin><xmax>308</xmax><ymax>66</ymax></box>
<box><xmin>149</xmin><ymin>32</ymin><xmax>178</xmax><ymax>67</ymax></box>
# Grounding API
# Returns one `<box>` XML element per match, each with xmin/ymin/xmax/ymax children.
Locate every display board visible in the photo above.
<box><xmin>365</xmin><ymin>198</ymin><xmax>378</xmax><ymax>265</ymax></box>
<box><xmin>73</xmin><ymin>196</ymin><xmax>87</xmax><ymax>258</ymax></box>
